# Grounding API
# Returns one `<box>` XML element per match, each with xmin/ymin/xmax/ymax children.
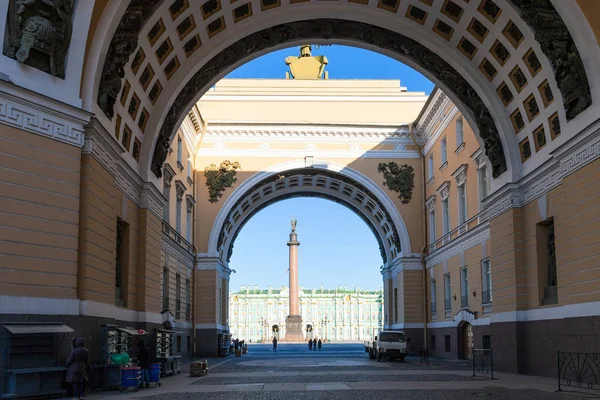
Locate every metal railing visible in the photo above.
<box><xmin>430</xmin><ymin>302</ymin><xmax>437</xmax><ymax>313</ymax></box>
<box><xmin>558</xmin><ymin>351</ymin><xmax>600</xmax><ymax>394</ymax></box>
<box><xmin>482</xmin><ymin>290</ymin><xmax>492</xmax><ymax>305</ymax></box>
<box><xmin>444</xmin><ymin>299</ymin><xmax>451</xmax><ymax>311</ymax></box>
<box><xmin>425</xmin><ymin>209</ymin><xmax>489</xmax><ymax>254</ymax></box>
<box><xmin>162</xmin><ymin>220</ymin><xmax>196</xmax><ymax>254</ymax></box>
<box><xmin>461</xmin><ymin>295</ymin><xmax>469</xmax><ymax>308</ymax></box>
<box><xmin>473</xmin><ymin>348</ymin><xmax>494</xmax><ymax>379</ymax></box>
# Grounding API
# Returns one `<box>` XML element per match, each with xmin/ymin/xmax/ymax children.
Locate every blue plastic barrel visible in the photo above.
<box><xmin>121</xmin><ymin>368</ymin><xmax>141</xmax><ymax>388</ymax></box>
<box><xmin>149</xmin><ymin>363</ymin><xmax>160</xmax><ymax>382</ymax></box>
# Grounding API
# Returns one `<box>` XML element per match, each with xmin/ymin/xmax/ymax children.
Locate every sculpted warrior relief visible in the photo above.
<box><xmin>3</xmin><ymin>0</ymin><xmax>74</xmax><ymax>78</ymax></box>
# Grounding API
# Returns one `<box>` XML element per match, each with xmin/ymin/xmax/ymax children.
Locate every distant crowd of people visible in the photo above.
<box><xmin>270</xmin><ymin>337</ymin><xmax>323</xmax><ymax>352</ymax></box>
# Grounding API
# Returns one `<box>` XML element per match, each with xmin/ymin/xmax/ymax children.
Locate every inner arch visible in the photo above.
<box><xmin>208</xmin><ymin>161</ymin><xmax>413</xmax><ymax>266</ymax></box>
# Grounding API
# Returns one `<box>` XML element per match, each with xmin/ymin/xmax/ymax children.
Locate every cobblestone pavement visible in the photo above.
<box><xmin>88</xmin><ymin>343</ymin><xmax>573</xmax><ymax>399</ymax></box>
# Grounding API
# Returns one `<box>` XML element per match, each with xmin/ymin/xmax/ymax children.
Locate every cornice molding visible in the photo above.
<box><xmin>141</xmin><ymin>182</ymin><xmax>166</xmax><ymax>218</ymax></box>
<box><xmin>426</xmin><ymin>222</ymin><xmax>490</xmax><ymax>267</ymax></box>
<box><xmin>451</xmin><ymin>164</ymin><xmax>468</xmax><ymax>186</ymax></box>
<box><xmin>436</xmin><ymin>181</ymin><xmax>451</xmax><ymax>200</ymax></box>
<box><xmin>203</xmin><ymin>125</ymin><xmax>411</xmax><ymax>142</ymax></box>
<box><xmin>0</xmin><ymin>83</ymin><xmax>90</xmax><ymax>147</ymax></box>
<box><xmin>162</xmin><ymin>231</ymin><xmax>195</xmax><ymax>266</ymax></box>
<box><xmin>426</xmin><ymin>195</ymin><xmax>437</xmax><ymax>211</ymax></box>
<box><xmin>197</xmin><ymin>149</ymin><xmax>421</xmax><ymax>159</ymax></box>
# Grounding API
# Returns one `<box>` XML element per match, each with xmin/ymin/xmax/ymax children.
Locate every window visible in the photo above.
<box><xmin>456</xmin><ymin>117</ymin><xmax>464</xmax><ymax>147</ymax></box>
<box><xmin>442</xmin><ymin>198</ymin><xmax>450</xmax><ymax>234</ymax></box>
<box><xmin>115</xmin><ymin>218</ymin><xmax>129</xmax><ymax>307</ymax></box>
<box><xmin>430</xmin><ymin>279</ymin><xmax>437</xmax><ymax>314</ymax></box>
<box><xmin>428</xmin><ymin>155</ymin><xmax>434</xmax><ymax>180</ymax></box>
<box><xmin>537</xmin><ymin>218</ymin><xmax>557</xmax><ymax>305</ymax></box>
<box><xmin>444</xmin><ymin>274</ymin><xmax>451</xmax><ymax>310</ymax></box>
<box><xmin>482</xmin><ymin>335</ymin><xmax>491</xmax><ymax>350</ymax></box>
<box><xmin>441</xmin><ymin>137</ymin><xmax>447</xmax><ymax>165</ymax></box>
<box><xmin>186</xmin><ymin>205</ymin><xmax>192</xmax><ymax>242</ymax></box>
<box><xmin>176</xmin><ymin>197</ymin><xmax>182</xmax><ymax>233</ymax></box>
<box><xmin>187</xmin><ymin>336</ymin><xmax>191</xmax><ymax>352</ymax></box>
<box><xmin>162</xmin><ymin>266</ymin><xmax>169</xmax><ymax>310</ymax></box>
<box><xmin>176</xmin><ymin>273</ymin><xmax>181</xmax><ymax>319</ymax></box>
<box><xmin>176</xmin><ymin>335</ymin><xmax>181</xmax><ymax>353</ymax></box>
<box><xmin>177</xmin><ymin>136</ymin><xmax>182</xmax><ymax>163</ymax></box>
<box><xmin>430</xmin><ymin>335</ymin><xmax>436</xmax><ymax>351</ymax></box>
<box><xmin>458</xmin><ymin>183</ymin><xmax>467</xmax><ymax>224</ymax></box>
<box><xmin>461</xmin><ymin>267</ymin><xmax>469</xmax><ymax>308</ymax></box>
<box><xmin>445</xmin><ymin>335</ymin><xmax>451</xmax><ymax>352</ymax></box>
<box><xmin>186</xmin><ymin>279</ymin><xmax>191</xmax><ymax>320</ymax></box>
<box><xmin>187</xmin><ymin>159</ymin><xmax>192</xmax><ymax>179</ymax></box>
<box><xmin>163</xmin><ymin>183</ymin><xmax>170</xmax><ymax>222</ymax></box>
<box><xmin>394</xmin><ymin>288</ymin><xmax>398</xmax><ymax>323</ymax></box>
<box><xmin>482</xmin><ymin>258</ymin><xmax>492</xmax><ymax>304</ymax></box>
<box><xmin>478</xmin><ymin>167</ymin><xmax>488</xmax><ymax>211</ymax></box>
<box><xmin>429</xmin><ymin>209</ymin><xmax>436</xmax><ymax>244</ymax></box>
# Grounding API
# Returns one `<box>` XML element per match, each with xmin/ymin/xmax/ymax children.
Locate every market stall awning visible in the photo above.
<box><xmin>102</xmin><ymin>324</ymin><xmax>148</xmax><ymax>335</ymax></box>
<box><xmin>2</xmin><ymin>323</ymin><xmax>74</xmax><ymax>334</ymax></box>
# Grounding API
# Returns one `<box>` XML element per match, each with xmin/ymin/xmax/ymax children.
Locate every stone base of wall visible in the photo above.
<box><xmin>0</xmin><ymin>313</ymin><xmax>194</xmax><ymax>364</ymax></box>
<box><xmin>426</xmin><ymin>315</ymin><xmax>600</xmax><ymax>377</ymax></box>
<box><xmin>195</xmin><ymin>327</ymin><xmax>227</xmax><ymax>357</ymax></box>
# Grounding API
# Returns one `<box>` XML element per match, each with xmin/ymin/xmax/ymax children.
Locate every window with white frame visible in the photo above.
<box><xmin>478</xmin><ymin>167</ymin><xmax>489</xmax><ymax>211</ymax></box>
<box><xmin>460</xmin><ymin>267</ymin><xmax>469</xmax><ymax>308</ymax></box>
<box><xmin>441</xmin><ymin>137</ymin><xmax>447</xmax><ymax>165</ymax></box>
<box><xmin>429</xmin><ymin>209</ymin><xmax>436</xmax><ymax>244</ymax></box>
<box><xmin>175</xmin><ymin>197</ymin><xmax>182</xmax><ymax>233</ymax></box>
<box><xmin>187</xmin><ymin>159</ymin><xmax>192</xmax><ymax>179</ymax></box>
<box><xmin>177</xmin><ymin>136</ymin><xmax>183</xmax><ymax>164</ymax></box>
<box><xmin>456</xmin><ymin>117</ymin><xmax>464</xmax><ymax>147</ymax></box>
<box><xmin>444</xmin><ymin>273</ymin><xmax>451</xmax><ymax>310</ymax></box>
<box><xmin>428</xmin><ymin>155</ymin><xmax>434</xmax><ymax>180</ymax></box>
<box><xmin>163</xmin><ymin>183</ymin><xmax>170</xmax><ymax>222</ymax></box>
<box><xmin>458</xmin><ymin>183</ymin><xmax>467</xmax><ymax>224</ymax></box>
<box><xmin>186</xmin><ymin>206</ymin><xmax>192</xmax><ymax>242</ymax></box>
<box><xmin>482</xmin><ymin>259</ymin><xmax>492</xmax><ymax>304</ymax></box>
<box><xmin>442</xmin><ymin>198</ymin><xmax>450</xmax><ymax>235</ymax></box>
<box><xmin>430</xmin><ymin>279</ymin><xmax>437</xmax><ymax>313</ymax></box>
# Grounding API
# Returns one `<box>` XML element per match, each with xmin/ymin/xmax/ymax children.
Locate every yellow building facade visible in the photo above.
<box><xmin>0</xmin><ymin>0</ymin><xmax>599</xmax><ymax>378</ymax></box>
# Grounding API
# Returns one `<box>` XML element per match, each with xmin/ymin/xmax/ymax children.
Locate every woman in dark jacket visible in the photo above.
<box><xmin>66</xmin><ymin>337</ymin><xmax>89</xmax><ymax>400</ymax></box>
<box><xmin>138</xmin><ymin>340</ymin><xmax>150</xmax><ymax>388</ymax></box>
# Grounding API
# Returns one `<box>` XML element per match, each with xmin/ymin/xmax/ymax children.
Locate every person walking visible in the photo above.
<box><xmin>66</xmin><ymin>337</ymin><xmax>89</xmax><ymax>400</ymax></box>
<box><xmin>272</xmin><ymin>337</ymin><xmax>278</xmax><ymax>352</ymax></box>
<box><xmin>318</xmin><ymin>339</ymin><xmax>322</xmax><ymax>351</ymax></box>
<box><xmin>313</xmin><ymin>339</ymin><xmax>317</xmax><ymax>351</ymax></box>
<box><xmin>308</xmin><ymin>339</ymin><xmax>313</xmax><ymax>350</ymax></box>
<box><xmin>137</xmin><ymin>340</ymin><xmax>150</xmax><ymax>388</ymax></box>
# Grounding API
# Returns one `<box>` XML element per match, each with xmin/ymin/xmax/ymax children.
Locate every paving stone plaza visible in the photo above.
<box><xmin>88</xmin><ymin>344</ymin><xmax>573</xmax><ymax>399</ymax></box>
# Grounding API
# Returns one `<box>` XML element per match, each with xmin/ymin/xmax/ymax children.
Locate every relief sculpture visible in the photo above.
<box><xmin>3</xmin><ymin>0</ymin><xmax>74</xmax><ymax>78</ymax></box>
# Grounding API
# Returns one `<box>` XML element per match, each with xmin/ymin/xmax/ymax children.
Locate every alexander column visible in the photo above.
<box><xmin>285</xmin><ymin>217</ymin><xmax>303</xmax><ymax>342</ymax></box>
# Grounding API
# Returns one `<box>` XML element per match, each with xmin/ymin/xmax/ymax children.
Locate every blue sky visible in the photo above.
<box><xmin>226</xmin><ymin>45</ymin><xmax>434</xmax><ymax>94</ymax></box>
<box><xmin>227</xmin><ymin>46</ymin><xmax>432</xmax><ymax>292</ymax></box>
<box><xmin>229</xmin><ymin>198</ymin><xmax>384</xmax><ymax>292</ymax></box>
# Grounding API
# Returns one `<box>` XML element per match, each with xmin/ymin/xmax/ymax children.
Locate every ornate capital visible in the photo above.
<box><xmin>175</xmin><ymin>180</ymin><xmax>186</xmax><ymax>200</ymax></box>
<box><xmin>163</xmin><ymin>163</ymin><xmax>176</xmax><ymax>185</ymax></box>
<box><xmin>471</xmin><ymin>148</ymin><xmax>486</xmax><ymax>170</ymax></box>
<box><xmin>437</xmin><ymin>181</ymin><xmax>451</xmax><ymax>200</ymax></box>
<box><xmin>186</xmin><ymin>194</ymin><xmax>196</xmax><ymax>212</ymax></box>
<box><xmin>451</xmin><ymin>164</ymin><xmax>468</xmax><ymax>186</ymax></box>
<box><xmin>426</xmin><ymin>195</ymin><xmax>437</xmax><ymax>212</ymax></box>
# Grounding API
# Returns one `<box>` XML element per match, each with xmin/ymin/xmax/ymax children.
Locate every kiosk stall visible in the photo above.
<box><xmin>100</xmin><ymin>324</ymin><xmax>148</xmax><ymax>390</ymax></box>
<box><xmin>150</xmin><ymin>329</ymin><xmax>181</xmax><ymax>376</ymax></box>
<box><xmin>0</xmin><ymin>322</ymin><xmax>73</xmax><ymax>399</ymax></box>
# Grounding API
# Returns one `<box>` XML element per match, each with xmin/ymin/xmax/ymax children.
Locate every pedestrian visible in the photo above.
<box><xmin>66</xmin><ymin>337</ymin><xmax>89</xmax><ymax>400</ymax></box>
<box><xmin>313</xmin><ymin>338</ymin><xmax>317</xmax><ymax>351</ymax></box>
<box><xmin>137</xmin><ymin>340</ymin><xmax>150</xmax><ymax>388</ymax></box>
<box><xmin>318</xmin><ymin>339</ymin><xmax>322</xmax><ymax>351</ymax></box>
<box><xmin>272</xmin><ymin>336</ymin><xmax>278</xmax><ymax>352</ymax></box>
<box><xmin>308</xmin><ymin>339</ymin><xmax>313</xmax><ymax>350</ymax></box>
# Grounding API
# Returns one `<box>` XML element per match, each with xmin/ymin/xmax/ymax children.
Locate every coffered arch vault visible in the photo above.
<box><xmin>207</xmin><ymin>160</ymin><xmax>413</xmax><ymax>266</ymax></box>
<box><xmin>89</xmin><ymin>0</ymin><xmax>593</xmax><ymax>189</ymax></box>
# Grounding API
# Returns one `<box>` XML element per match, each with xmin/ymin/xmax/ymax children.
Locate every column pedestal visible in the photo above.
<box><xmin>284</xmin><ymin>315</ymin><xmax>304</xmax><ymax>342</ymax></box>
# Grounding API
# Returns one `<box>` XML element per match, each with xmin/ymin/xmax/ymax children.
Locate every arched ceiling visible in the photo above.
<box><xmin>93</xmin><ymin>0</ymin><xmax>592</xmax><ymax>185</ymax></box>
<box><xmin>211</xmin><ymin>168</ymin><xmax>405</xmax><ymax>265</ymax></box>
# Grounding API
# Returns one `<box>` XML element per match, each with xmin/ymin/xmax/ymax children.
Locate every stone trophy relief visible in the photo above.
<box><xmin>3</xmin><ymin>0</ymin><xmax>75</xmax><ymax>79</ymax></box>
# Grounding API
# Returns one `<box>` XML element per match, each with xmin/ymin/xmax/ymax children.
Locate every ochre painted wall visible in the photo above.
<box><xmin>0</xmin><ymin>126</ymin><xmax>81</xmax><ymax>299</ymax></box>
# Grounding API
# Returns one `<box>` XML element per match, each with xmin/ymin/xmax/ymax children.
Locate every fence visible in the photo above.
<box><xmin>558</xmin><ymin>351</ymin><xmax>600</xmax><ymax>395</ymax></box>
<box><xmin>472</xmin><ymin>349</ymin><xmax>494</xmax><ymax>379</ymax></box>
